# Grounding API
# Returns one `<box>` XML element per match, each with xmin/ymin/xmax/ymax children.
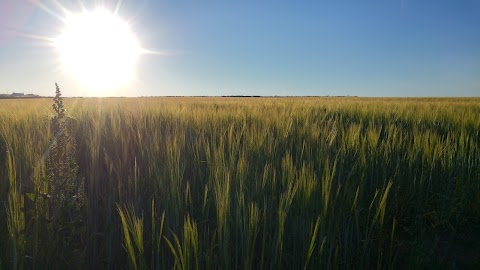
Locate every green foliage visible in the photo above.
<box><xmin>5</xmin><ymin>150</ymin><xmax>25</xmax><ymax>270</ymax></box>
<box><xmin>164</xmin><ymin>215</ymin><xmax>199</xmax><ymax>270</ymax></box>
<box><xmin>118</xmin><ymin>204</ymin><xmax>147</xmax><ymax>270</ymax></box>
<box><xmin>0</xmin><ymin>97</ymin><xmax>479</xmax><ymax>269</ymax></box>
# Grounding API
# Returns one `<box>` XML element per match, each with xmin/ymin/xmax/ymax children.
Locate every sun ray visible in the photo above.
<box><xmin>114</xmin><ymin>0</ymin><xmax>124</xmax><ymax>15</ymax></box>
<box><xmin>140</xmin><ymin>48</ymin><xmax>169</xmax><ymax>56</ymax></box>
<box><xmin>75</xmin><ymin>0</ymin><xmax>87</xmax><ymax>12</ymax></box>
<box><xmin>50</xmin><ymin>0</ymin><xmax>70</xmax><ymax>17</ymax></box>
<box><xmin>16</xmin><ymin>32</ymin><xmax>56</xmax><ymax>43</ymax></box>
<box><xmin>29</xmin><ymin>0</ymin><xmax>65</xmax><ymax>22</ymax></box>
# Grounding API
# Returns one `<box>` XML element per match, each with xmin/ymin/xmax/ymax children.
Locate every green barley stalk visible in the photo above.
<box><xmin>117</xmin><ymin>204</ymin><xmax>146</xmax><ymax>270</ymax></box>
<box><xmin>6</xmin><ymin>149</ymin><xmax>25</xmax><ymax>270</ymax></box>
<box><xmin>164</xmin><ymin>216</ymin><xmax>199</xmax><ymax>270</ymax></box>
<box><xmin>304</xmin><ymin>215</ymin><xmax>320</xmax><ymax>270</ymax></box>
<box><xmin>151</xmin><ymin>199</ymin><xmax>165</xmax><ymax>270</ymax></box>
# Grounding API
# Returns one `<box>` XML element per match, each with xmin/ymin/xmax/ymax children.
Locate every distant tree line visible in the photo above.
<box><xmin>0</xmin><ymin>92</ymin><xmax>43</xmax><ymax>99</ymax></box>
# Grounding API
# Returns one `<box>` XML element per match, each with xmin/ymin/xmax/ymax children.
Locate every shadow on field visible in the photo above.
<box><xmin>397</xmin><ymin>225</ymin><xmax>480</xmax><ymax>269</ymax></box>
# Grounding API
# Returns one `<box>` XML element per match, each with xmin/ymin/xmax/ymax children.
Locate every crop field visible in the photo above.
<box><xmin>0</xmin><ymin>96</ymin><xmax>479</xmax><ymax>269</ymax></box>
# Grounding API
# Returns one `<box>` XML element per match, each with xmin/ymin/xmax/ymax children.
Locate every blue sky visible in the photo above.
<box><xmin>0</xmin><ymin>0</ymin><xmax>479</xmax><ymax>97</ymax></box>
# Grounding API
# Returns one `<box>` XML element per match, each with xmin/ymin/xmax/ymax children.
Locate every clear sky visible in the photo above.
<box><xmin>0</xmin><ymin>0</ymin><xmax>479</xmax><ymax>97</ymax></box>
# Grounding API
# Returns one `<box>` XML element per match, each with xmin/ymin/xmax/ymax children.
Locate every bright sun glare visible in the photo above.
<box><xmin>55</xmin><ymin>8</ymin><xmax>141</xmax><ymax>91</ymax></box>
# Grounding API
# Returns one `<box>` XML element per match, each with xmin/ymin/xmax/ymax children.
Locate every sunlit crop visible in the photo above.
<box><xmin>1</xmin><ymin>97</ymin><xmax>479</xmax><ymax>269</ymax></box>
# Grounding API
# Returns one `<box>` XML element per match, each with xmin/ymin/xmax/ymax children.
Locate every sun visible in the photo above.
<box><xmin>55</xmin><ymin>8</ymin><xmax>141</xmax><ymax>91</ymax></box>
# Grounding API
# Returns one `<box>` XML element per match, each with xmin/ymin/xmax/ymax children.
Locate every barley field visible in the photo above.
<box><xmin>1</xmin><ymin>96</ymin><xmax>479</xmax><ymax>269</ymax></box>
